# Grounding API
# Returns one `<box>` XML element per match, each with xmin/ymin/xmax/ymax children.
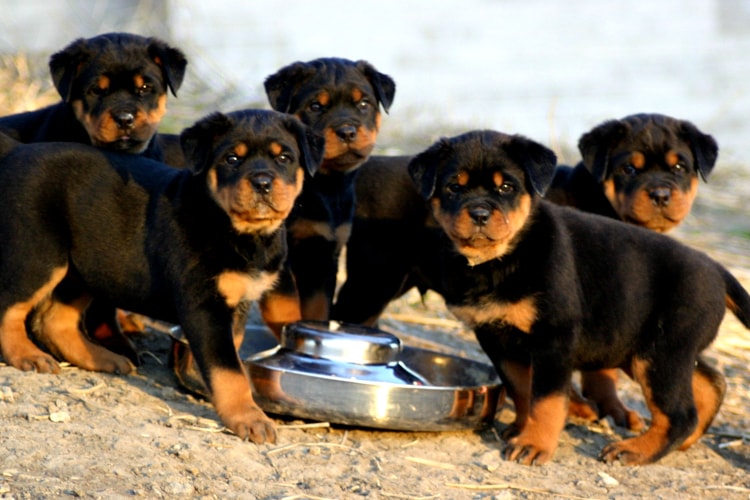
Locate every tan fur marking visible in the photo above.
<box><xmin>449</xmin><ymin>296</ymin><xmax>537</xmax><ymax>333</ymax></box>
<box><xmin>35</xmin><ymin>298</ymin><xmax>133</xmax><ymax>374</ymax></box>
<box><xmin>601</xmin><ymin>357</ymin><xmax>672</xmax><ymax>464</ymax></box>
<box><xmin>210</xmin><ymin>168</ymin><xmax>303</xmax><ymax>235</ymax></box>
<box><xmin>630</xmin><ymin>151</ymin><xmax>646</xmax><ymax>169</ymax></box>
<box><xmin>133</xmin><ymin>74</ymin><xmax>144</xmax><ymax>88</ymax></box>
<box><xmin>98</xmin><ymin>75</ymin><xmax>110</xmax><ymax>90</ymax></box>
<box><xmin>665</xmin><ymin>150</ymin><xmax>679</xmax><ymax>167</ymax></box>
<box><xmin>351</xmin><ymin>88</ymin><xmax>363</xmax><ymax>102</ymax></box>
<box><xmin>288</xmin><ymin>218</ymin><xmax>336</xmax><ymax>241</ymax></box>
<box><xmin>208</xmin><ymin>366</ymin><xmax>276</xmax><ymax>443</ymax></box>
<box><xmin>457</xmin><ymin>171</ymin><xmax>469</xmax><ymax>186</ymax></box>
<box><xmin>234</xmin><ymin>142</ymin><xmax>249</xmax><ymax>157</ymax></box>
<box><xmin>259</xmin><ymin>291</ymin><xmax>302</xmax><ymax>338</ymax></box>
<box><xmin>506</xmin><ymin>393</ymin><xmax>568</xmax><ymax>465</ymax></box>
<box><xmin>216</xmin><ymin>271</ymin><xmax>279</xmax><ymax>308</ymax></box>
<box><xmin>316</xmin><ymin>91</ymin><xmax>330</xmax><ymax>107</ymax></box>
<box><xmin>435</xmin><ymin>193</ymin><xmax>532</xmax><ymax>265</ymax></box>
<box><xmin>0</xmin><ymin>266</ymin><xmax>68</xmax><ymax>372</ymax></box>
<box><xmin>269</xmin><ymin>142</ymin><xmax>282</xmax><ymax>156</ymax></box>
<box><xmin>301</xmin><ymin>291</ymin><xmax>331</xmax><ymax>321</ymax></box>
<box><xmin>679</xmin><ymin>364</ymin><xmax>725</xmax><ymax>450</ymax></box>
<box><xmin>493</xmin><ymin>171</ymin><xmax>504</xmax><ymax>187</ymax></box>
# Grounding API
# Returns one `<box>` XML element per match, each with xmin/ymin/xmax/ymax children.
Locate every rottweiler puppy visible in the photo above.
<box><xmin>406</xmin><ymin>130</ymin><xmax>749</xmax><ymax>465</ymax></box>
<box><xmin>545</xmin><ymin>113</ymin><xmax>720</xmax><ymax>430</ymax></box>
<box><xmin>0</xmin><ymin>32</ymin><xmax>187</xmax><ymax>164</ymax></box>
<box><xmin>0</xmin><ymin>32</ymin><xmax>189</xmax><ymax>360</ymax></box>
<box><xmin>260</xmin><ymin>57</ymin><xmax>395</xmax><ymax>332</ymax></box>
<box><xmin>0</xmin><ymin>109</ymin><xmax>324</xmax><ymax>443</ymax></box>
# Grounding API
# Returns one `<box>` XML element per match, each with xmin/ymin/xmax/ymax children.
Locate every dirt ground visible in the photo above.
<box><xmin>1</xmin><ymin>173</ymin><xmax>749</xmax><ymax>500</ymax></box>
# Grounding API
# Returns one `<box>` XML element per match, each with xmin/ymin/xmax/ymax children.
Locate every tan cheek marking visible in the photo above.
<box><xmin>145</xmin><ymin>94</ymin><xmax>168</xmax><ymax>126</ymax></box>
<box><xmin>216</xmin><ymin>271</ymin><xmax>279</xmax><ymax>308</ymax></box>
<box><xmin>449</xmin><ymin>296</ymin><xmax>537</xmax><ymax>333</ymax></box>
<box><xmin>630</xmin><ymin>151</ymin><xmax>646</xmax><ymax>169</ymax></box>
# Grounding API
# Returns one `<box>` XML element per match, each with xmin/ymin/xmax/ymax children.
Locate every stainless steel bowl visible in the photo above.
<box><xmin>245</xmin><ymin>320</ymin><xmax>503</xmax><ymax>431</ymax></box>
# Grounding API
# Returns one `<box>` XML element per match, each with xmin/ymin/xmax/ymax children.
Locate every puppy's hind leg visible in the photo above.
<box><xmin>678</xmin><ymin>356</ymin><xmax>725</xmax><ymax>450</ymax></box>
<box><xmin>33</xmin><ymin>276</ymin><xmax>134</xmax><ymax>375</ymax></box>
<box><xmin>0</xmin><ymin>266</ymin><xmax>69</xmax><ymax>373</ymax></box>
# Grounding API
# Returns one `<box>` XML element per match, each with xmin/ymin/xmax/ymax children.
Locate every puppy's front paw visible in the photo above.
<box><xmin>225</xmin><ymin>404</ymin><xmax>277</xmax><ymax>444</ymax></box>
<box><xmin>503</xmin><ymin>436</ymin><xmax>556</xmax><ymax>466</ymax></box>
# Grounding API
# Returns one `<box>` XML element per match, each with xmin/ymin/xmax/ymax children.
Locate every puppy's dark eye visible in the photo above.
<box><xmin>136</xmin><ymin>84</ymin><xmax>153</xmax><ymax>96</ymax></box>
<box><xmin>497</xmin><ymin>182</ymin><xmax>515</xmax><ymax>194</ymax></box>
<box><xmin>276</xmin><ymin>153</ymin><xmax>292</xmax><ymax>165</ymax></box>
<box><xmin>446</xmin><ymin>183</ymin><xmax>463</xmax><ymax>194</ymax></box>
<box><xmin>622</xmin><ymin>164</ymin><xmax>637</xmax><ymax>176</ymax></box>
<box><xmin>672</xmin><ymin>162</ymin><xmax>686</xmax><ymax>173</ymax></box>
<box><xmin>357</xmin><ymin>99</ymin><xmax>372</xmax><ymax>112</ymax></box>
<box><xmin>309</xmin><ymin>102</ymin><xmax>323</xmax><ymax>112</ymax></box>
<box><xmin>89</xmin><ymin>85</ymin><xmax>107</xmax><ymax>97</ymax></box>
<box><xmin>225</xmin><ymin>154</ymin><xmax>241</xmax><ymax>167</ymax></box>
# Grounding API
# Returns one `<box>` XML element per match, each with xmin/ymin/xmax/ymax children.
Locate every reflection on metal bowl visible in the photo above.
<box><xmin>245</xmin><ymin>320</ymin><xmax>503</xmax><ymax>431</ymax></box>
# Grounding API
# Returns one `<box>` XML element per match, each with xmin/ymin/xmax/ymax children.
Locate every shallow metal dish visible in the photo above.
<box><xmin>245</xmin><ymin>320</ymin><xmax>503</xmax><ymax>431</ymax></box>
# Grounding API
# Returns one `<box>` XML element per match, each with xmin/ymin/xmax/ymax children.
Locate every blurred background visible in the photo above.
<box><xmin>1</xmin><ymin>0</ymin><xmax>749</xmax><ymax>167</ymax></box>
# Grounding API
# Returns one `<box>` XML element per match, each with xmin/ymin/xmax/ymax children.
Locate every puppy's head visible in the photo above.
<box><xmin>409</xmin><ymin>130</ymin><xmax>556</xmax><ymax>266</ymax></box>
<box><xmin>49</xmin><ymin>32</ymin><xmax>188</xmax><ymax>154</ymax></box>
<box><xmin>180</xmin><ymin>109</ymin><xmax>324</xmax><ymax>235</ymax></box>
<box><xmin>578</xmin><ymin>113</ymin><xmax>718</xmax><ymax>232</ymax></box>
<box><xmin>264</xmin><ymin>57</ymin><xmax>395</xmax><ymax>174</ymax></box>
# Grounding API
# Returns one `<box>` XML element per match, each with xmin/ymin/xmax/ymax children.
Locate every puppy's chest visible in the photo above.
<box><xmin>215</xmin><ymin>270</ymin><xmax>279</xmax><ymax>308</ymax></box>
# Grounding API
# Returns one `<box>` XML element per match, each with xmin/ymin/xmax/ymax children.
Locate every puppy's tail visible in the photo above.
<box><xmin>722</xmin><ymin>267</ymin><xmax>750</xmax><ymax>329</ymax></box>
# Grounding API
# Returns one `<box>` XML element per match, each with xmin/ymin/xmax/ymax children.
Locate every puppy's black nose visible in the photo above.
<box><xmin>469</xmin><ymin>207</ymin><xmax>491</xmax><ymax>226</ymax></box>
<box><xmin>335</xmin><ymin>125</ymin><xmax>358</xmax><ymax>143</ymax></box>
<box><xmin>649</xmin><ymin>187</ymin><xmax>671</xmax><ymax>207</ymax></box>
<box><xmin>114</xmin><ymin>112</ymin><xmax>135</xmax><ymax>130</ymax></box>
<box><xmin>251</xmin><ymin>173</ymin><xmax>274</xmax><ymax>195</ymax></box>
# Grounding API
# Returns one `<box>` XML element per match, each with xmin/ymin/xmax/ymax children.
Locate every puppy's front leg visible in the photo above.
<box><xmin>181</xmin><ymin>308</ymin><xmax>276</xmax><ymax>444</ymax></box>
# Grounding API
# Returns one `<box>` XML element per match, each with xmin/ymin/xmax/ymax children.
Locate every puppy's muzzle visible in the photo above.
<box><xmin>468</xmin><ymin>204</ymin><xmax>492</xmax><ymax>226</ymax></box>
<box><xmin>648</xmin><ymin>187</ymin><xmax>672</xmax><ymax>207</ymax></box>
<box><xmin>250</xmin><ymin>172</ymin><xmax>275</xmax><ymax>195</ymax></box>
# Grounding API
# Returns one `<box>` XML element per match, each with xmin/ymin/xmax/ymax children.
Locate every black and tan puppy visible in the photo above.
<box><xmin>0</xmin><ymin>109</ymin><xmax>324</xmax><ymax>443</ymax></box>
<box><xmin>0</xmin><ymin>32</ymin><xmax>187</xmax><ymax>164</ymax></box>
<box><xmin>260</xmin><ymin>57</ymin><xmax>395</xmax><ymax>332</ymax></box>
<box><xmin>545</xmin><ymin>114</ymin><xmax>719</xmax><ymax>430</ymax></box>
<box><xmin>406</xmin><ymin>130</ymin><xmax>749</xmax><ymax>465</ymax></box>
<box><xmin>546</xmin><ymin>113</ymin><xmax>718</xmax><ymax>233</ymax></box>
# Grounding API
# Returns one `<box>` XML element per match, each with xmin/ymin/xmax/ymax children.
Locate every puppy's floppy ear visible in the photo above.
<box><xmin>356</xmin><ymin>60</ymin><xmax>396</xmax><ymax>113</ymax></box>
<box><xmin>180</xmin><ymin>112</ymin><xmax>235</xmax><ymax>175</ymax></box>
<box><xmin>408</xmin><ymin>139</ymin><xmax>452</xmax><ymax>200</ymax></box>
<box><xmin>147</xmin><ymin>38</ymin><xmax>188</xmax><ymax>97</ymax></box>
<box><xmin>506</xmin><ymin>135</ymin><xmax>558</xmax><ymax>196</ymax></box>
<box><xmin>678</xmin><ymin>120</ymin><xmax>718</xmax><ymax>182</ymax></box>
<box><xmin>578</xmin><ymin>119</ymin><xmax>628</xmax><ymax>183</ymax></box>
<box><xmin>49</xmin><ymin>38</ymin><xmax>91</xmax><ymax>102</ymax></box>
<box><xmin>264</xmin><ymin>62</ymin><xmax>318</xmax><ymax>113</ymax></box>
<box><xmin>284</xmin><ymin>115</ymin><xmax>325</xmax><ymax>177</ymax></box>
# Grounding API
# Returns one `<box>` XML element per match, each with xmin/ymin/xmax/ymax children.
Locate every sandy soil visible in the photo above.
<box><xmin>0</xmin><ymin>173</ymin><xmax>749</xmax><ymax>500</ymax></box>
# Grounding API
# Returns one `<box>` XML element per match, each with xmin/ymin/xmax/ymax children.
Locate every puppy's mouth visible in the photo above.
<box><xmin>320</xmin><ymin>148</ymin><xmax>372</xmax><ymax>174</ymax></box>
<box><xmin>625</xmin><ymin>213</ymin><xmax>681</xmax><ymax>233</ymax></box>
<box><xmin>93</xmin><ymin>136</ymin><xmax>149</xmax><ymax>154</ymax></box>
<box><xmin>229</xmin><ymin>208</ymin><xmax>287</xmax><ymax>234</ymax></box>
